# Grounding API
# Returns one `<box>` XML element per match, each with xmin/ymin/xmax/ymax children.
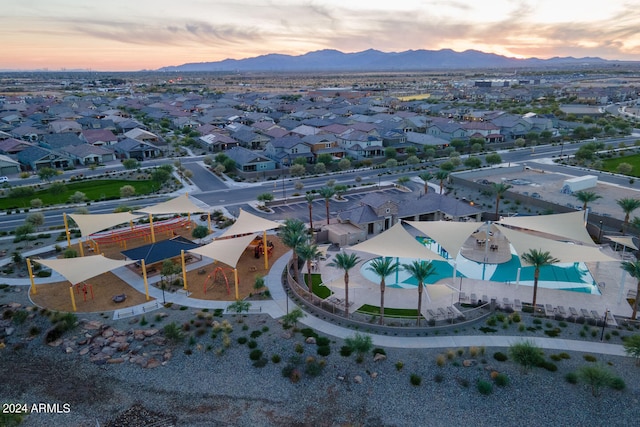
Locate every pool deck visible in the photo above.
<box><xmin>320</xmin><ymin>244</ymin><xmax>634</xmax><ymax>321</ymax></box>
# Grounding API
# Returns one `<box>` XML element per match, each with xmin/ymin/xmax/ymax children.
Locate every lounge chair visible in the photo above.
<box><xmin>514</xmin><ymin>299</ymin><xmax>522</xmax><ymax>311</ymax></box>
<box><xmin>446</xmin><ymin>306</ymin><xmax>455</xmax><ymax>318</ymax></box>
<box><xmin>591</xmin><ymin>310</ymin><xmax>602</xmax><ymax>320</ymax></box>
<box><xmin>557</xmin><ymin>306</ymin><xmax>567</xmax><ymax>317</ymax></box>
<box><xmin>503</xmin><ymin>298</ymin><xmax>512</xmax><ymax>309</ymax></box>
<box><xmin>569</xmin><ymin>307</ymin><xmax>579</xmax><ymax>318</ymax></box>
<box><xmin>437</xmin><ymin>307</ymin><xmax>447</xmax><ymax>318</ymax></box>
<box><xmin>482</xmin><ymin>295</ymin><xmax>488</xmax><ymax>305</ymax></box>
<box><xmin>427</xmin><ymin>309</ymin><xmax>438</xmax><ymax>320</ymax></box>
<box><xmin>545</xmin><ymin>304</ymin><xmax>555</xmax><ymax>316</ymax></box>
<box><xmin>470</xmin><ymin>293</ymin><xmax>478</xmax><ymax>305</ymax></box>
<box><xmin>459</xmin><ymin>292</ymin><xmax>468</xmax><ymax>303</ymax></box>
<box><xmin>581</xmin><ymin>308</ymin><xmax>591</xmax><ymax>318</ymax></box>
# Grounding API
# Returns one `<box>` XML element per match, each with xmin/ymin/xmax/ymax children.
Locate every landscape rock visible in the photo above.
<box><xmin>354</xmin><ymin>375</ymin><xmax>363</xmax><ymax>384</ymax></box>
<box><xmin>463</xmin><ymin>359</ymin><xmax>477</xmax><ymax>367</ymax></box>
<box><xmin>373</xmin><ymin>353</ymin><xmax>386</xmax><ymax>362</ymax></box>
<box><xmin>305</xmin><ymin>336</ymin><xmax>316</xmax><ymax>344</ymax></box>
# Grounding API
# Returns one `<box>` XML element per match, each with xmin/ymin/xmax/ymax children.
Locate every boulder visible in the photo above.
<box><xmin>354</xmin><ymin>375</ymin><xmax>363</xmax><ymax>384</ymax></box>
<box><xmin>305</xmin><ymin>336</ymin><xmax>316</xmax><ymax>345</ymax></box>
<box><xmin>143</xmin><ymin>328</ymin><xmax>159</xmax><ymax>337</ymax></box>
<box><xmin>373</xmin><ymin>353</ymin><xmax>386</xmax><ymax>362</ymax></box>
<box><xmin>462</xmin><ymin>359</ymin><xmax>477</xmax><ymax>367</ymax></box>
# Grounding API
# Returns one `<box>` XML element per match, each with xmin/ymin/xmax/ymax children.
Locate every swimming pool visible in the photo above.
<box><xmin>359</xmin><ymin>238</ymin><xmax>601</xmax><ymax>295</ymax></box>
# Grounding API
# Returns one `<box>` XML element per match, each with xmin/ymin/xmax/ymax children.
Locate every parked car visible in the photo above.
<box><xmin>0</xmin><ymin>176</ymin><xmax>9</xmax><ymax>183</ymax></box>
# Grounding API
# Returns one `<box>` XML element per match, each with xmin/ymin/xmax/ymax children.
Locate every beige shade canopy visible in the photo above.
<box><xmin>425</xmin><ymin>283</ymin><xmax>459</xmax><ymax>301</ymax></box>
<box><xmin>605</xmin><ymin>235</ymin><xmax>639</xmax><ymax>251</ymax></box>
<box><xmin>494</xmin><ymin>224</ymin><xmax>617</xmax><ymax>265</ymax></box>
<box><xmin>348</xmin><ymin>222</ymin><xmax>445</xmax><ymax>261</ymax></box>
<box><xmin>497</xmin><ymin>211</ymin><xmax>595</xmax><ymax>246</ymax></box>
<box><xmin>68</xmin><ymin>212</ymin><xmax>144</xmax><ymax>237</ymax></box>
<box><xmin>188</xmin><ymin>233</ymin><xmax>258</xmax><ymax>268</ymax></box>
<box><xmin>406</xmin><ymin>220</ymin><xmax>483</xmax><ymax>257</ymax></box>
<box><xmin>138</xmin><ymin>194</ymin><xmax>208</xmax><ymax>215</ymax></box>
<box><xmin>34</xmin><ymin>255</ymin><xmax>137</xmax><ymax>285</ymax></box>
<box><xmin>219</xmin><ymin>208</ymin><xmax>282</xmax><ymax>238</ymax></box>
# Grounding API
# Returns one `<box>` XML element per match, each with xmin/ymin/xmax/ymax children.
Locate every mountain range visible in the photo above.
<box><xmin>157</xmin><ymin>48</ymin><xmax>614</xmax><ymax>72</ymax></box>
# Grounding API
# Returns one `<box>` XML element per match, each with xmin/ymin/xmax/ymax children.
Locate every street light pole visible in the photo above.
<box><xmin>598</xmin><ymin>221</ymin><xmax>604</xmax><ymax>242</ymax></box>
<box><xmin>600</xmin><ymin>309</ymin><xmax>609</xmax><ymax>341</ymax></box>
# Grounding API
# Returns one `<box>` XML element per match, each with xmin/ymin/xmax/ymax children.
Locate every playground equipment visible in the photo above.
<box><xmin>203</xmin><ymin>267</ymin><xmax>231</xmax><ymax>295</ymax></box>
<box><xmin>74</xmin><ymin>282</ymin><xmax>94</xmax><ymax>302</ymax></box>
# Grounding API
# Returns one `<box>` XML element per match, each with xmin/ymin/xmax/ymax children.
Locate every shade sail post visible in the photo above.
<box><xmin>181</xmin><ymin>250</ymin><xmax>188</xmax><ymax>290</ymax></box>
<box><xmin>141</xmin><ymin>259</ymin><xmax>150</xmax><ymax>301</ymax></box>
<box><xmin>149</xmin><ymin>213</ymin><xmax>155</xmax><ymax>243</ymax></box>
<box><xmin>207</xmin><ymin>213</ymin><xmax>211</xmax><ymax>233</ymax></box>
<box><xmin>26</xmin><ymin>258</ymin><xmax>36</xmax><ymax>295</ymax></box>
<box><xmin>63</xmin><ymin>213</ymin><xmax>71</xmax><ymax>248</ymax></box>
<box><xmin>69</xmin><ymin>286</ymin><xmax>77</xmax><ymax>312</ymax></box>
<box><xmin>263</xmin><ymin>230</ymin><xmax>269</xmax><ymax>270</ymax></box>
<box><xmin>129</xmin><ymin>220</ymin><xmax>134</xmax><ymax>231</ymax></box>
<box><xmin>234</xmin><ymin>268</ymin><xmax>239</xmax><ymax>300</ymax></box>
<box><xmin>78</xmin><ymin>238</ymin><xmax>85</xmax><ymax>257</ymax></box>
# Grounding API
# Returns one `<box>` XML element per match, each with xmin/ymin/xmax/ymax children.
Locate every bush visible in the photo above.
<box><xmin>494</xmin><ymin>373</ymin><xmax>509</xmax><ymax>387</ymax></box>
<box><xmin>253</xmin><ymin>357</ymin><xmax>268</xmax><ymax>368</ymax></box>
<box><xmin>610</xmin><ymin>377</ymin><xmax>626</xmax><ymax>391</ymax></box>
<box><xmin>237</xmin><ymin>337</ymin><xmax>247</xmax><ymax>344</ymax></box>
<box><xmin>565</xmin><ymin>372</ymin><xmax>578</xmax><ymax>384</ymax></box>
<box><xmin>583</xmin><ymin>354</ymin><xmax>597</xmax><ymax>362</ymax></box>
<box><xmin>477</xmin><ymin>380</ymin><xmax>493</xmax><ymax>395</ymax></box>
<box><xmin>317</xmin><ymin>346</ymin><xmax>331</xmax><ymax>357</ymax></box>
<box><xmin>250</xmin><ymin>330</ymin><xmax>262</xmax><ymax>339</ymax></box>
<box><xmin>395</xmin><ymin>361</ymin><xmax>404</xmax><ymax>371</ymax></box>
<box><xmin>436</xmin><ymin>354</ymin><xmax>446</xmax><ymax>366</ymax></box>
<box><xmin>305</xmin><ymin>360</ymin><xmax>323</xmax><ymax>377</ymax></box>
<box><xmin>493</xmin><ymin>352</ymin><xmax>508</xmax><ymax>362</ymax></box>
<box><xmin>271</xmin><ymin>354</ymin><xmax>281</xmax><ymax>364</ymax></box>
<box><xmin>316</xmin><ymin>336</ymin><xmax>330</xmax><ymax>346</ymax></box>
<box><xmin>247</xmin><ymin>340</ymin><xmax>258</xmax><ymax>349</ymax></box>
<box><xmin>538</xmin><ymin>360</ymin><xmax>558</xmax><ymax>372</ymax></box>
<box><xmin>339</xmin><ymin>346</ymin><xmax>353</xmax><ymax>357</ymax></box>
<box><xmin>410</xmin><ymin>374</ymin><xmax>422</xmax><ymax>386</ymax></box>
<box><xmin>249</xmin><ymin>349</ymin><xmax>263</xmax><ymax>361</ymax></box>
<box><xmin>163</xmin><ymin>322</ymin><xmax>184</xmax><ymax>344</ymax></box>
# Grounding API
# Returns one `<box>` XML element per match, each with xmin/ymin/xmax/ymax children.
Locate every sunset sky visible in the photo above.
<box><xmin>2</xmin><ymin>0</ymin><xmax>639</xmax><ymax>71</ymax></box>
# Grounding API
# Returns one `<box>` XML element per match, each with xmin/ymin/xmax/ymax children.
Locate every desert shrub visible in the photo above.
<box><xmin>610</xmin><ymin>377</ymin><xmax>626</xmax><ymax>391</ymax></box>
<box><xmin>508</xmin><ymin>341</ymin><xmax>544</xmax><ymax>373</ymax></box>
<box><xmin>316</xmin><ymin>336</ymin><xmax>330</xmax><ymax>346</ymax></box>
<box><xmin>436</xmin><ymin>354</ymin><xmax>446</xmax><ymax>366</ymax></box>
<box><xmin>247</xmin><ymin>340</ymin><xmax>258</xmax><ymax>349</ymax></box>
<box><xmin>250</xmin><ymin>330</ymin><xmax>262</xmax><ymax>338</ymax></box>
<box><xmin>537</xmin><ymin>360</ymin><xmax>558</xmax><ymax>372</ymax></box>
<box><xmin>565</xmin><ymin>372</ymin><xmax>578</xmax><ymax>384</ymax></box>
<box><xmin>253</xmin><ymin>357</ymin><xmax>268</xmax><ymax>368</ymax></box>
<box><xmin>410</xmin><ymin>374</ymin><xmax>422</xmax><ymax>386</ymax></box>
<box><xmin>583</xmin><ymin>354</ymin><xmax>597</xmax><ymax>362</ymax></box>
<box><xmin>395</xmin><ymin>361</ymin><xmax>404</xmax><ymax>371</ymax></box>
<box><xmin>493</xmin><ymin>352</ymin><xmax>508</xmax><ymax>362</ymax></box>
<box><xmin>494</xmin><ymin>373</ymin><xmax>509</xmax><ymax>387</ymax></box>
<box><xmin>237</xmin><ymin>336</ymin><xmax>248</xmax><ymax>345</ymax></box>
<box><xmin>317</xmin><ymin>346</ymin><xmax>331</xmax><ymax>357</ymax></box>
<box><xmin>477</xmin><ymin>380</ymin><xmax>493</xmax><ymax>395</ymax></box>
<box><xmin>340</xmin><ymin>346</ymin><xmax>353</xmax><ymax>357</ymax></box>
<box><xmin>249</xmin><ymin>349</ymin><xmax>263</xmax><ymax>361</ymax></box>
<box><xmin>163</xmin><ymin>322</ymin><xmax>185</xmax><ymax>344</ymax></box>
<box><xmin>305</xmin><ymin>360</ymin><xmax>323</xmax><ymax>377</ymax></box>
<box><xmin>433</xmin><ymin>373</ymin><xmax>444</xmax><ymax>383</ymax></box>
<box><xmin>295</xmin><ymin>343</ymin><xmax>304</xmax><ymax>353</ymax></box>
<box><xmin>271</xmin><ymin>354</ymin><xmax>281</xmax><ymax>363</ymax></box>
<box><xmin>373</xmin><ymin>347</ymin><xmax>386</xmax><ymax>356</ymax></box>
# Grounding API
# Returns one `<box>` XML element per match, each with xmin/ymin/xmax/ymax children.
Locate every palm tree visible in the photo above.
<box><xmin>521</xmin><ymin>249</ymin><xmax>559</xmax><ymax>314</ymax></box>
<box><xmin>318</xmin><ymin>186</ymin><xmax>336</xmax><ymax>225</ymax></box>
<box><xmin>402</xmin><ymin>260</ymin><xmax>436</xmax><ymax>326</ymax></box>
<box><xmin>296</xmin><ymin>240</ymin><xmax>320</xmax><ymax>295</ymax></box>
<box><xmin>366</xmin><ymin>257</ymin><xmax>399</xmax><ymax>325</ymax></box>
<box><xmin>434</xmin><ymin>170</ymin><xmax>449</xmax><ymax>194</ymax></box>
<box><xmin>621</xmin><ymin>260</ymin><xmax>640</xmax><ymax>319</ymax></box>
<box><xmin>573</xmin><ymin>190</ymin><xmax>602</xmax><ymax>211</ymax></box>
<box><xmin>278</xmin><ymin>219</ymin><xmax>306</xmax><ymax>284</ymax></box>
<box><xmin>418</xmin><ymin>172</ymin><xmax>433</xmax><ymax>194</ymax></box>
<box><xmin>492</xmin><ymin>182</ymin><xmax>513</xmax><ymax>219</ymax></box>
<box><xmin>328</xmin><ymin>252</ymin><xmax>361</xmax><ymax>317</ymax></box>
<box><xmin>305</xmin><ymin>193</ymin><xmax>316</xmax><ymax>231</ymax></box>
<box><xmin>616</xmin><ymin>198</ymin><xmax>640</xmax><ymax>231</ymax></box>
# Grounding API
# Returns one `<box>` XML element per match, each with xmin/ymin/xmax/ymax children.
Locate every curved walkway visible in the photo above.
<box><xmin>5</xmin><ymin>244</ymin><xmax>629</xmax><ymax>357</ymax></box>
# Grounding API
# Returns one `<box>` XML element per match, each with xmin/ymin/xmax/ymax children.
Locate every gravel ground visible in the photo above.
<box><xmin>1</xmin><ymin>286</ymin><xmax>640</xmax><ymax>427</ymax></box>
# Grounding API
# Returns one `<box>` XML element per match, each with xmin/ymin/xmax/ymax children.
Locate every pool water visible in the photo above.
<box><xmin>359</xmin><ymin>237</ymin><xmax>600</xmax><ymax>295</ymax></box>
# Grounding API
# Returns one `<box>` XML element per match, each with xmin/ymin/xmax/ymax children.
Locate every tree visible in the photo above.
<box><xmin>30</xmin><ymin>198</ymin><xmax>43</xmax><ymax>209</ymax></box>
<box><xmin>227</xmin><ymin>300</ymin><xmax>251</xmax><ymax>315</ymax></box>
<box><xmin>402</xmin><ymin>260</ymin><xmax>436</xmax><ymax>326</ymax></box>
<box><xmin>68</xmin><ymin>191</ymin><xmax>87</xmax><ymax>203</ymax></box>
<box><xmin>623</xmin><ymin>334</ymin><xmax>640</xmax><ymax>366</ymax></box>
<box><xmin>508</xmin><ymin>340</ymin><xmax>544</xmax><ymax>374</ymax></box>
<box><xmin>254</xmin><ymin>275</ymin><xmax>265</xmax><ymax>292</ymax></box>
<box><xmin>15</xmin><ymin>223</ymin><xmax>34</xmax><ymax>243</ymax></box>
<box><xmin>120</xmin><ymin>185</ymin><xmax>136</xmax><ymax>198</ymax></box>
<box><xmin>327</xmin><ymin>252</ymin><xmax>361</xmax><ymax>317</ymax></box>
<box><xmin>257</xmin><ymin>192</ymin><xmax>274</xmax><ymax>205</ymax></box>
<box><xmin>38</xmin><ymin>167</ymin><xmax>58</xmax><ymax>182</ymax></box>
<box><xmin>318</xmin><ymin>186</ymin><xmax>336</xmax><ymax>225</ymax></box>
<box><xmin>435</xmin><ymin>170</ymin><xmax>449</xmax><ymax>194</ymax></box>
<box><xmin>617</xmin><ymin>162</ymin><xmax>633</xmax><ymax>175</ymax></box>
<box><xmin>621</xmin><ymin>260</ymin><xmax>640</xmax><ymax>319</ymax></box>
<box><xmin>313</xmin><ymin>162</ymin><xmax>326</xmax><ymax>174</ymax></box>
<box><xmin>294</xmin><ymin>180</ymin><xmax>304</xmax><ymax>191</ymax></box>
<box><xmin>521</xmin><ymin>249</ymin><xmax>559</xmax><ymax>313</ymax></box>
<box><xmin>418</xmin><ymin>172</ymin><xmax>433</xmax><ymax>194</ymax></box>
<box><xmin>282</xmin><ymin>307</ymin><xmax>306</xmax><ymax>329</ymax></box>
<box><xmin>464</xmin><ymin>156</ymin><xmax>482</xmax><ymax>169</ymax></box>
<box><xmin>406</xmin><ymin>155</ymin><xmax>420</xmax><ymax>165</ymax></box>
<box><xmin>384</xmin><ymin>147</ymin><xmax>397</xmax><ymax>159</ymax></box>
<box><xmin>338</xmin><ymin>158</ymin><xmax>351</xmax><ymax>171</ymax></box>
<box><xmin>296</xmin><ymin>240</ymin><xmax>320</xmax><ymax>295</ymax></box>
<box><xmin>290</xmin><ymin>164</ymin><xmax>306</xmax><ymax>177</ymax></box>
<box><xmin>334</xmin><ymin>184</ymin><xmax>348</xmax><ymax>199</ymax></box>
<box><xmin>317</xmin><ymin>153</ymin><xmax>333</xmax><ymax>166</ymax></box>
<box><xmin>191</xmin><ymin>225</ymin><xmax>209</xmax><ymax>239</ymax></box>
<box><xmin>49</xmin><ymin>182</ymin><xmax>67</xmax><ymax>197</ymax></box>
<box><xmin>485</xmin><ymin>153</ymin><xmax>502</xmax><ymax>166</ymax></box>
<box><xmin>122</xmin><ymin>158</ymin><xmax>140</xmax><ymax>170</ymax></box>
<box><xmin>423</xmin><ymin>148</ymin><xmax>436</xmax><ymax>160</ymax></box>
<box><xmin>293</xmin><ymin>157</ymin><xmax>307</xmax><ymax>166</ymax></box>
<box><xmin>385</xmin><ymin>158</ymin><xmax>398</xmax><ymax>169</ymax></box>
<box><xmin>161</xmin><ymin>259</ymin><xmax>182</xmax><ymax>287</ymax></box>
<box><xmin>439</xmin><ymin>161</ymin><xmax>455</xmax><ymax>172</ymax></box>
<box><xmin>617</xmin><ymin>198</ymin><xmax>640</xmax><ymax>230</ymax></box>
<box><xmin>396</xmin><ymin>176</ymin><xmax>409</xmax><ymax>186</ymax></box>
<box><xmin>492</xmin><ymin>182</ymin><xmax>513</xmax><ymax>218</ymax></box>
<box><xmin>305</xmin><ymin>193</ymin><xmax>316</xmax><ymax>230</ymax></box>
<box><xmin>278</xmin><ymin>219</ymin><xmax>306</xmax><ymax>284</ymax></box>
<box><xmin>25</xmin><ymin>212</ymin><xmax>45</xmax><ymax>231</ymax></box>
<box><xmin>151</xmin><ymin>168</ymin><xmax>171</xmax><ymax>186</ymax></box>
<box><xmin>577</xmin><ymin>364</ymin><xmax>615</xmax><ymax>397</ymax></box>
<box><xmin>573</xmin><ymin>190</ymin><xmax>602</xmax><ymax>211</ymax></box>
<box><xmin>366</xmin><ymin>257</ymin><xmax>399</xmax><ymax>325</ymax></box>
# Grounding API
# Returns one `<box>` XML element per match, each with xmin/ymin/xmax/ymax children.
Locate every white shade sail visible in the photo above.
<box><xmin>405</xmin><ymin>220</ymin><xmax>482</xmax><ymax>257</ymax></box>
<box><xmin>68</xmin><ymin>212</ymin><xmax>144</xmax><ymax>237</ymax></box>
<box><xmin>188</xmin><ymin>233</ymin><xmax>258</xmax><ymax>268</ymax></box>
<box><xmin>34</xmin><ymin>255</ymin><xmax>137</xmax><ymax>285</ymax></box>
<box><xmin>497</xmin><ymin>211</ymin><xmax>595</xmax><ymax>246</ymax></box>
<box><xmin>348</xmin><ymin>222</ymin><xmax>445</xmax><ymax>261</ymax></box>
<box><xmin>605</xmin><ymin>235</ymin><xmax>638</xmax><ymax>251</ymax></box>
<box><xmin>494</xmin><ymin>224</ymin><xmax>617</xmax><ymax>265</ymax></box>
<box><xmin>138</xmin><ymin>194</ymin><xmax>208</xmax><ymax>215</ymax></box>
<box><xmin>219</xmin><ymin>208</ymin><xmax>282</xmax><ymax>238</ymax></box>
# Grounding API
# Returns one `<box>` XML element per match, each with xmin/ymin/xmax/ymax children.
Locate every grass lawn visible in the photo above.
<box><xmin>0</xmin><ymin>180</ymin><xmax>157</xmax><ymax>210</ymax></box>
<box><xmin>303</xmin><ymin>273</ymin><xmax>332</xmax><ymax>299</ymax></box>
<box><xmin>601</xmin><ymin>153</ymin><xmax>640</xmax><ymax>177</ymax></box>
<box><xmin>357</xmin><ymin>303</ymin><xmax>423</xmax><ymax>319</ymax></box>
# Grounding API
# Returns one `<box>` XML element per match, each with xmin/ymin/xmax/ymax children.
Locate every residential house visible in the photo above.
<box><xmin>0</xmin><ymin>138</ymin><xmax>33</xmax><ymax>155</ymax></box>
<box><xmin>337</xmin><ymin>129</ymin><xmax>383</xmax><ymax>158</ymax></box>
<box><xmin>231</xmin><ymin>129</ymin><xmax>270</xmax><ymax>150</ymax></box>
<box><xmin>113</xmin><ymin>138</ymin><xmax>161</xmax><ymax>161</ymax></box>
<box><xmin>40</xmin><ymin>133</ymin><xmax>84</xmax><ymax>150</ymax></box>
<box><xmin>405</xmin><ymin>132</ymin><xmax>449</xmax><ymax>150</ymax></box>
<box><xmin>489</xmin><ymin>114</ymin><xmax>532</xmax><ymax>140</ymax></box>
<box><xmin>198</xmin><ymin>132</ymin><xmax>239</xmax><ymax>152</ymax></box>
<box><xmin>17</xmin><ymin>145</ymin><xmax>72</xmax><ymax>170</ymax></box>
<box><xmin>225</xmin><ymin>146</ymin><xmax>276</xmax><ymax>173</ymax></box>
<box><xmin>264</xmin><ymin>136</ymin><xmax>313</xmax><ymax>166</ymax></box>
<box><xmin>124</xmin><ymin>128</ymin><xmax>161</xmax><ymax>144</ymax></box>
<box><xmin>49</xmin><ymin>120</ymin><xmax>82</xmax><ymax>134</ymax></box>
<box><xmin>0</xmin><ymin>154</ymin><xmax>20</xmax><ymax>175</ymax></box>
<box><xmin>427</xmin><ymin>121</ymin><xmax>467</xmax><ymax>141</ymax></box>
<box><xmin>302</xmin><ymin>134</ymin><xmax>344</xmax><ymax>158</ymax></box>
<box><xmin>461</xmin><ymin>122</ymin><xmax>504</xmax><ymax>143</ymax></box>
<box><xmin>80</xmin><ymin>129</ymin><xmax>118</xmax><ymax>146</ymax></box>
<box><xmin>60</xmin><ymin>144</ymin><xmax>115</xmax><ymax>165</ymax></box>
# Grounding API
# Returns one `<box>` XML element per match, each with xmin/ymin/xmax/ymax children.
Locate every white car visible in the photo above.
<box><xmin>0</xmin><ymin>176</ymin><xmax>8</xmax><ymax>183</ymax></box>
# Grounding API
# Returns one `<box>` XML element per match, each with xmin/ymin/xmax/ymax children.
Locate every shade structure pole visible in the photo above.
<box><xmin>141</xmin><ymin>259</ymin><xmax>150</xmax><ymax>301</ymax></box>
<box><xmin>263</xmin><ymin>231</ymin><xmax>269</xmax><ymax>270</ymax></box>
<box><xmin>207</xmin><ymin>213</ymin><xmax>212</xmax><ymax>233</ymax></box>
<box><xmin>149</xmin><ymin>213</ymin><xmax>155</xmax><ymax>243</ymax></box>
<box><xmin>129</xmin><ymin>220</ymin><xmax>134</xmax><ymax>231</ymax></box>
<box><xmin>234</xmin><ymin>268</ymin><xmax>239</xmax><ymax>300</ymax></box>
<box><xmin>26</xmin><ymin>258</ymin><xmax>37</xmax><ymax>295</ymax></box>
<box><xmin>181</xmin><ymin>250</ymin><xmax>188</xmax><ymax>290</ymax></box>
<box><xmin>69</xmin><ymin>286</ymin><xmax>77</xmax><ymax>312</ymax></box>
<box><xmin>516</xmin><ymin>267</ymin><xmax>521</xmax><ymax>288</ymax></box>
<box><xmin>63</xmin><ymin>213</ymin><xmax>71</xmax><ymax>248</ymax></box>
<box><xmin>78</xmin><ymin>238</ymin><xmax>85</xmax><ymax>257</ymax></box>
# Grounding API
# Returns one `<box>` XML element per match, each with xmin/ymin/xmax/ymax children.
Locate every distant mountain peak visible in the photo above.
<box><xmin>157</xmin><ymin>48</ymin><xmax>612</xmax><ymax>72</ymax></box>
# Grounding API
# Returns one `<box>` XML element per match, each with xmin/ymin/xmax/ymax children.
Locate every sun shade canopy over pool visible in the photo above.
<box><xmin>348</xmin><ymin>222</ymin><xmax>445</xmax><ymax>260</ymax></box>
<box><xmin>497</xmin><ymin>211</ymin><xmax>596</xmax><ymax>246</ymax></box>
<box><xmin>405</xmin><ymin>220</ymin><xmax>481</xmax><ymax>257</ymax></box>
